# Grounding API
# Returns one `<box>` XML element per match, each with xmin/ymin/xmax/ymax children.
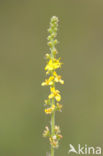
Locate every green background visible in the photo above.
<box><xmin>0</xmin><ymin>0</ymin><xmax>103</xmax><ymax>156</ymax></box>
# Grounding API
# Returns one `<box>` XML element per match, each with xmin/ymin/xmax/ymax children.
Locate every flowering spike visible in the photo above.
<box><xmin>42</xmin><ymin>16</ymin><xmax>64</xmax><ymax>156</ymax></box>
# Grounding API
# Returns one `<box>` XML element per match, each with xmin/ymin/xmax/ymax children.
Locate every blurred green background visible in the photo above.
<box><xmin>0</xmin><ymin>0</ymin><xmax>103</xmax><ymax>156</ymax></box>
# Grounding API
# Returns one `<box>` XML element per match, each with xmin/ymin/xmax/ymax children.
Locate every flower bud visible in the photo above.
<box><xmin>53</xmin><ymin>49</ymin><xmax>57</xmax><ymax>55</ymax></box>
<box><xmin>54</xmin><ymin>28</ymin><xmax>57</xmax><ymax>32</ymax></box>
<box><xmin>47</xmin><ymin>35</ymin><xmax>52</xmax><ymax>41</ymax></box>
<box><xmin>54</xmin><ymin>39</ymin><xmax>58</xmax><ymax>45</ymax></box>
<box><xmin>51</xmin><ymin>33</ymin><xmax>56</xmax><ymax>38</ymax></box>
<box><xmin>48</xmin><ymin>28</ymin><xmax>52</xmax><ymax>34</ymax></box>
<box><xmin>45</xmin><ymin>53</ymin><xmax>50</xmax><ymax>59</ymax></box>
<box><xmin>51</xmin><ymin>16</ymin><xmax>59</xmax><ymax>23</ymax></box>
<box><xmin>50</xmin><ymin>23</ymin><xmax>55</xmax><ymax>29</ymax></box>
<box><xmin>48</xmin><ymin>42</ymin><xmax>52</xmax><ymax>47</ymax></box>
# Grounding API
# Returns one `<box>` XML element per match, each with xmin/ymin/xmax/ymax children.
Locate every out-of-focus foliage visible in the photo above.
<box><xmin>0</xmin><ymin>1</ymin><xmax>103</xmax><ymax>156</ymax></box>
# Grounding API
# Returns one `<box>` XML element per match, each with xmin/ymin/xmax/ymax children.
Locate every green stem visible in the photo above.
<box><xmin>51</xmin><ymin>37</ymin><xmax>55</xmax><ymax>156</ymax></box>
<box><xmin>51</xmin><ymin>74</ymin><xmax>55</xmax><ymax>156</ymax></box>
<box><xmin>51</xmin><ymin>99</ymin><xmax>55</xmax><ymax>156</ymax></box>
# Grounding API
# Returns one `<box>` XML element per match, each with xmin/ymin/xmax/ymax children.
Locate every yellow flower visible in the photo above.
<box><xmin>44</xmin><ymin>99</ymin><xmax>50</xmax><ymax>106</ymax></box>
<box><xmin>45</xmin><ymin>104</ymin><xmax>55</xmax><ymax>114</ymax></box>
<box><xmin>49</xmin><ymin>87</ymin><xmax>61</xmax><ymax>101</ymax></box>
<box><xmin>45</xmin><ymin>58</ymin><xmax>62</xmax><ymax>71</ymax></box>
<box><xmin>49</xmin><ymin>137</ymin><xmax>59</xmax><ymax>148</ymax></box>
<box><xmin>43</xmin><ymin>126</ymin><xmax>50</xmax><ymax>137</ymax></box>
<box><xmin>53</xmin><ymin>71</ymin><xmax>64</xmax><ymax>84</ymax></box>
<box><xmin>54</xmin><ymin>126</ymin><xmax>61</xmax><ymax>133</ymax></box>
<box><xmin>41</xmin><ymin>76</ymin><xmax>54</xmax><ymax>86</ymax></box>
<box><xmin>56</xmin><ymin>103</ymin><xmax>62</xmax><ymax>112</ymax></box>
<box><xmin>57</xmin><ymin>134</ymin><xmax>63</xmax><ymax>139</ymax></box>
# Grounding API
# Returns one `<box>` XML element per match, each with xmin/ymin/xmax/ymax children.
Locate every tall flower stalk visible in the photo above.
<box><xmin>42</xmin><ymin>16</ymin><xmax>64</xmax><ymax>156</ymax></box>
